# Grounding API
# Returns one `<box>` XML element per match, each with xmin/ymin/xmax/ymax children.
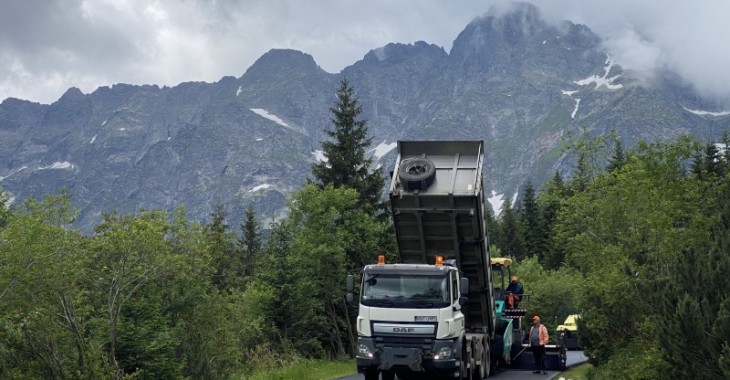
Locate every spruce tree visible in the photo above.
<box><xmin>499</xmin><ymin>197</ymin><xmax>525</xmax><ymax>261</ymax></box>
<box><xmin>204</xmin><ymin>204</ymin><xmax>233</xmax><ymax>290</ymax></box>
<box><xmin>519</xmin><ymin>181</ymin><xmax>545</xmax><ymax>261</ymax></box>
<box><xmin>606</xmin><ymin>136</ymin><xmax>627</xmax><ymax>173</ymax></box>
<box><xmin>234</xmin><ymin>204</ymin><xmax>261</xmax><ymax>287</ymax></box>
<box><xmin>311</xmin><ymin>78</ymin><xmax>384</xmax><ymax>212</ymax></box>
<box><xmin>539</xmin><ymin>171</ymin><xmax>567</xmax><ymax>269</ymax></box>
<box><xmin>658</xmin><ymin>177</ymin><xmax>730</xmax><ymax>379</ymax></box>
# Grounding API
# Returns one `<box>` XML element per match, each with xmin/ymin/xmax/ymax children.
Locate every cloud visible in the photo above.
<box><xmin>537</xmin><ymin>0</ymin><xmax>730</xmax><ymax>100</ymax></box>
<box><xmin>1</xmin><ymin>0</ymin><xmax>729</xmax><ymax>104</ymax></box>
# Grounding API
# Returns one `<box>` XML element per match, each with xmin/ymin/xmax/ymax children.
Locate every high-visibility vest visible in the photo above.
<box><xmin>529</xmin><ymin>324</ymin><xmax>549</xmax><ymax>346</ymax></box>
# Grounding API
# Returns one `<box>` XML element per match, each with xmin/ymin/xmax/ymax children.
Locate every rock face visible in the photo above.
<box><xmin>1</xmin><ymin>3</ymin><xmax>728</xmax><ymax>231</ymax></box>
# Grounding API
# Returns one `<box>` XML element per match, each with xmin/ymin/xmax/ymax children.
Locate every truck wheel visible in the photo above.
<box><xmin>363</xmin><ymin>369</ymin><xmax>379</xmax><ymax>380</ymax></box>
<box><xmin>478</xmin><ymin>345</ymin><xmax>490</xmax><ymax>379</ymax></box>
<box><xmin>398</xmin><ymin>157</ymin><xmax>436</xmax><ymax>190</ymax></box>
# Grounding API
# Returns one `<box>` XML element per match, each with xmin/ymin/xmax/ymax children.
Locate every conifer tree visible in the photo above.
<box><xmin>658</xmin><ymin>177</ymin><xmax>730</xmax><ymax>379</ymax></box>
<box><xmin>311</xmin><ymin>78</ymin><xmax>384</xmax><ymax>212</ymax></box>
<box><xmin>499</xmin><ymin>197</ymin><xmax>525</xmax><ymax>261</ymax></box>
<box><xmin>204</xmin><ymin>204</ymin><xmax>234</xmax><ymax>290</ymax></box>
<box><xmin>538</xmin><ymin>171</ymin><xmax>567</xmax><ymax>269</ymax></box>
<box><xmin>572</xmin><ymin>151</ymin><xmax>591</xmax><ymax>192</ymax></box>
<box><xmin>606</xmin><ymin>136</ymin><xmax>627</xmax><ymax>173</ymax></box>
<box><xmin>234</xmin><ymin>204</ymin><xmax>261</xmax><ymax>286</ymax></box>
<box><xmin>519</xmin><ymin>181</ymin><xmax>545</xmax><ymax>261</ymax></box>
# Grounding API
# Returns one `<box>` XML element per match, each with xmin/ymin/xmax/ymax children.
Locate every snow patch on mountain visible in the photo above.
<box><xmin>249</xmin><ymin>184</ymin><xmax>272</xmax><ymax>192</ymax></box>
<box><xmin>488</xmin><ymin>191</ymin><xmax>504</xmax><ymax>217</ymax></box>
<box><xmin>561</xmin><ymin>90</ymin><xmax>578</xmax><ymax>96</ymax></box>
<box><xmin>571</xmin><ymin>99</ymin><xmax>581</xmax><ymax>119</ymax></box>
<box><xmin>369</xmin><ymin>141</ymin><xmax>397</xmax><ymax>159</ymax></box>
<box><xmin>0</xmin><ymin>166</ymin><xmax>28</xmax><ymax>182</ymax></box>
<box><xmin>575</xmin><ymin>56</ymin><xmax>623</xmax><ymax>90</ymax></box>
<box><xmin>101</xmin><ymin>120</ymin><xmax>107</xmax><ymax>126</ymax></box>
<box><xmin>683</xmin><ymin>108</ymin><xmax>730</xmax><ymax>117</ymax></box>
<box><xmin>90</xmin><ymin>134</ymin><xmax>97</xmax><ymax>144</ymax></box>
<box><xmin>250</xmin><ymin>108</ymin><xmax>289</xmax><ymax>127</ymax></box>
<box><xmin>38</xmin><ymin>162</ymin><xmax>74</xmax><ymax>170</ymax></box>
<box><xmin>312</xmin><ymin>150</ymin><xmax>328</xmax><ymax>163</ymax></box>
<box><xmin>236</xmin><ymin>86</ymin><xmax>242</xmax><ymax>97</ymax></box>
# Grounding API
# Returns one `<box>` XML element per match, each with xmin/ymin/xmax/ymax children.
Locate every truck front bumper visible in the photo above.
<box><xmin>356</xmin><ymin>337</ymin><xmax>461</xmax><ymax>376</ymax></box>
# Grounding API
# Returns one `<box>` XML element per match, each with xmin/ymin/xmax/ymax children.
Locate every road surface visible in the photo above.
<box><xmin>334</xmin><ymin>351</ymin><xmax>588</xmax><ymax>380</ymax></box>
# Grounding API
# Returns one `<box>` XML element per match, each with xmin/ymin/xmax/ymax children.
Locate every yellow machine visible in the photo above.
<box><xmin>556</xmin><ymin>315</ymin><xmax>582</xmax><ymax>349</ymax></box>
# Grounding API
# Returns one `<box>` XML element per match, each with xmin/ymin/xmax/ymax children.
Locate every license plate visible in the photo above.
<box><xmin>414</xmin><ymin>316</ymin><xmax>437</xmax><ymax>322</ymax></box>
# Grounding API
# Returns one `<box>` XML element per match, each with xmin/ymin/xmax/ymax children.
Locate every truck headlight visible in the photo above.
<box><xmin>357</xmin><ymin>343</ymin><xmax>374</xmax><ymax>358</ymax></box>
<box><xmin>433</xmin><ymin>346</ymin><xmax>453</xmax><ymax>360</ymax></box>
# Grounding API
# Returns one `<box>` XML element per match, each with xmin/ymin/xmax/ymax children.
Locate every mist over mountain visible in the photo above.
<box><xmin>1</xmin><ymin>2</ymin><xmax>728</xmax><ymax>232</ymax></box>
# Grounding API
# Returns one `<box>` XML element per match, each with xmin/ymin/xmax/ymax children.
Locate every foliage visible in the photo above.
<box><xmin>250</xmin><ymin>184</ymin><xmax>387</xmax><ymax>358</ymax></box>
<box><xmin>489</xmin><ymin>133</ymin><xmax>730</xmax><ymax>378</ymax></box>
<box><xmin>511</xmin><ymin>258</ymin><xmax>583</xmax><ymax>333</ymax></box>
<box><xmin>498</xmin><ymin>197</ymin><xmax>524</xmax><ymax>260</ymax></box>
<box><xmin>518</xmin><ymin>181</ymin><xmax>547</xmax><ymax>262</ymax></box>
<box><xmin>311</xmin><ymin>77</ymin><xmax>385</xmax><ymax>213</ymax></box>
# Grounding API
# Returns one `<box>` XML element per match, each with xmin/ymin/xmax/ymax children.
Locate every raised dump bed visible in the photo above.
<box><xmin>388</xmin><ymin>140</ymin><xmax>496</xmax><ymax>335</ymax></box>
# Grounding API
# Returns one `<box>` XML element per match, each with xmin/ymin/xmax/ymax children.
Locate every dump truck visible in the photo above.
<box><xmin>346</xmin><ymin>141</ymin><xmax>497</xmax><ymax>380</ymax></box>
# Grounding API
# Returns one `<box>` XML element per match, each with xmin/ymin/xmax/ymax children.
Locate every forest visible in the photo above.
<box><xmin>1</xmin><ymin>79</ymin><xmax>729</xmax><ymax>379</ymax></box>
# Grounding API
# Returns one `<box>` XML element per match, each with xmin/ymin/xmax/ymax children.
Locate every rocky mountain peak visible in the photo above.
<box><xmin>55</xmin><ymin>87</ymin><xmax>85</xmax><ymax>104</ymax></box>
<box><xmin>360</xmin><ymin>41</ymin><xmax>447</xmax><ymax>67</ymax></box>
<box><xmin>242</xmin><ymin>48</ymin><xmax>323</xmax><ymax>79</ymax></box>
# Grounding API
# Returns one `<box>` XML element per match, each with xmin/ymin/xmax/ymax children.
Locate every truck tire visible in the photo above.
<box><xmin>398</xmin><ymin>157</ymin><xmax>436</xmax><ymax>190</ymax></box>
<box><xmin>381</xmin><ymin>370</ymin><xmax>395</xmax><ymax>380</ymax></box>
<box><xmin>478</xmin><ymin>344</ymin><xmax>490</xmax><ymax>379</ymax></box>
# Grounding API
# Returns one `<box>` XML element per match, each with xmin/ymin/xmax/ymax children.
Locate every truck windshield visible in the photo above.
<box><xmin>361</xmin><ymin>273</ymin><xmax>450</xmax><ymax>309</ymax></box>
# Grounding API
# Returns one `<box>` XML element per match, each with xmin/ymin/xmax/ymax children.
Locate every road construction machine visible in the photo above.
<box><xmin>490</xmin><ymin>257</ymin><xmax>567</xmax><ymax>371</ymax></box>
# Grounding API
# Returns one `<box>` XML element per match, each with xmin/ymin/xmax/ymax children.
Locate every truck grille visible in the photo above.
<box><xmin>373</xmin><ymin>335</ymin><xmax>434</xmax><ymax>351</ymax></box>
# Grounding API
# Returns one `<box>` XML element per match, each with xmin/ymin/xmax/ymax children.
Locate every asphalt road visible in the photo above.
<box><xmin>334</xmin><ymin>351</ymin><xmax>588</xmax><ymax>380</ymax></box>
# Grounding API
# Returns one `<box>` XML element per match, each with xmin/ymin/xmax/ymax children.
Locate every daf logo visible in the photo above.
<box><xmin>393</xmin><ymin>327</ymin><xmax>415</xmax><ymax>333</ymax></box>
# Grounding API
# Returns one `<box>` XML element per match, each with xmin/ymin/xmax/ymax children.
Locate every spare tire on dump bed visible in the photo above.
<box><xmin>398</xmin><ymin>157</ymin><xmax>436</xmax><ymax>191</ymax></box>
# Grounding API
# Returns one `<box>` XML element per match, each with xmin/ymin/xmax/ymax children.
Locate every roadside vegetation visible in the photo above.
<box><xmin>557</xmin><ymin>363</ymin><xmax>593</xmax><ymax>380</ymax></box>
<box><xmin>242</xmin><ymin>359</ymin><xmax>353</xmax><ymax>380</ymax></box>
<box><xmin>1</xmin><ymin>77</ymin><xmax>729</xmax><ymax>379</ymax></box>
<box><xmin>491</xmin><ymin>131</ymin><xmax>730</xmax><ymax>379</ymax></box>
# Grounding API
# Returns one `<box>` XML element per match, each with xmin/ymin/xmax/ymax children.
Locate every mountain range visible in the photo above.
<box><xmin>1</xmin><ymin>2</ymin><xmax>729</xmax><ymax>232</ymax></box>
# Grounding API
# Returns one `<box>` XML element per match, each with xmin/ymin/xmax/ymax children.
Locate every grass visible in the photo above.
<box><xmin>241</xmin><ymin>359</ymin><xmax>355</xmax><ymax>380</ymax></box>
<box><xmin>555</xmin><ymin>363</ymin><xmax>593</xmax><ymax>380</ymax></box>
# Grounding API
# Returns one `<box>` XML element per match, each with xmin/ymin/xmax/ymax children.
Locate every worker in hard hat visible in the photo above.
<box><xmin>530</xmin><ymin>315</ymin><xmax>549</xmax><ymax>374</ymax></box>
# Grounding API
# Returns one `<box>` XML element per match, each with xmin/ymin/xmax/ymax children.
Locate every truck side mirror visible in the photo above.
<box><xmin>459</xmin><ymin>277</ymin><xmax>469</xmax><ymax>296</ymax></box>
<box><xmin>346</xmin><ymin>293</ymin><xmax>354</xmax><ymax>304</ymax></box>
<box><xmin>346</xmin><ymin>274</ymin><xmax>355</xmax><ymax>292</ymax></box>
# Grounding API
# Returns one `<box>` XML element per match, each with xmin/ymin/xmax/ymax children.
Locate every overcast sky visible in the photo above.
<box><xmin>1</xmin><ymin>0</ymin><xmax>729</xmax><ymax>105</ymax></box>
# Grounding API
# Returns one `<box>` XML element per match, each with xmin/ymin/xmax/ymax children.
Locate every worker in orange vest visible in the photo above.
<box><xmin>529</xmin><ymin>315</ymin><xmax>549</xmax><ymax>374</ymax></box>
